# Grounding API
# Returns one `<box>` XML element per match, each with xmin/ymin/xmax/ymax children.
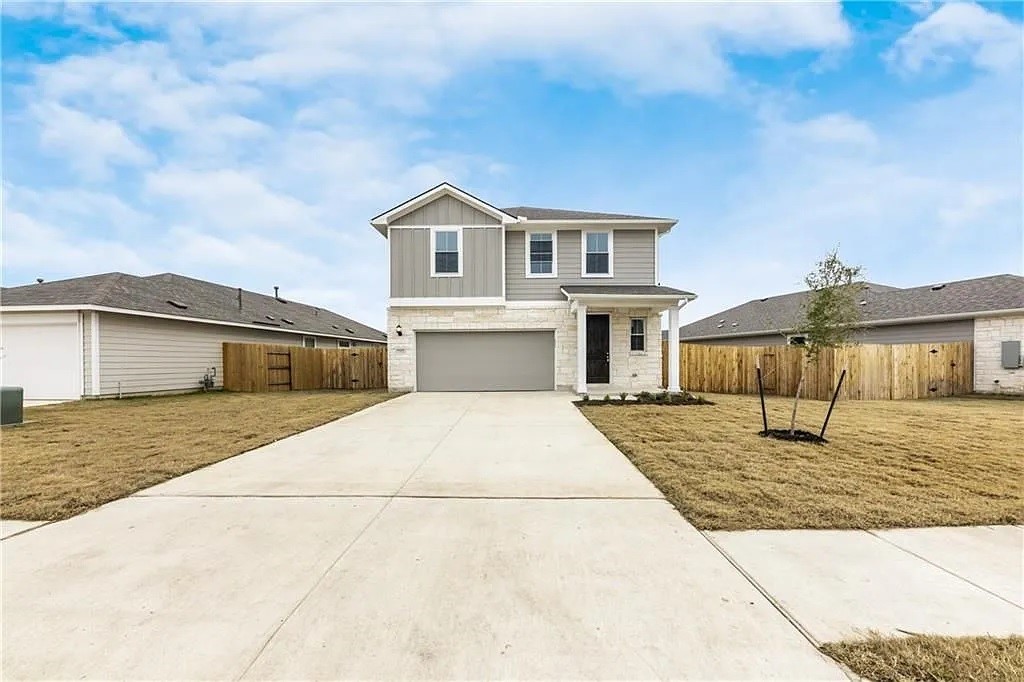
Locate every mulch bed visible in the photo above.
<box><xmin>760</xmin><ymin>428</ymin><xmax>827</xmax><ymax>444</ymax></box>
<box><xmin>575</xmin><ymin>392</ymin><xmax>715</xmax><ymax>407</ymax></box>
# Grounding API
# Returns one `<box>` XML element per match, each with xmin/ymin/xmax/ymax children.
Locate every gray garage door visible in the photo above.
<box><xmin>416</xmin><ymin>331</ymin><xmax>555</xmax><ymax>391</ymax></box>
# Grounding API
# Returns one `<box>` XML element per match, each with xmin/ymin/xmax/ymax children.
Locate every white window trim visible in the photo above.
<box><xmin>525</xmin><ymin>230</ymin><xmax>558</xmax><ymax>278</ymax></box>
<box><xmin>630</xmin><ymin>317</ymin><xmax>647</xmax><ymax>353</ymax></box>
<box><xmin>581</xmin><ymin>230</ymin><xmax>614</xmax><ymax>278</ymax></box>
<box><xmin>430</xmin><ymin>226</ymin><xmax>463</xmax><ymax>278</ymax></box>
<box><xmin>302</xmin><ymin>335</ymin><xmax>316</xmax><ymax>348</ymax></box>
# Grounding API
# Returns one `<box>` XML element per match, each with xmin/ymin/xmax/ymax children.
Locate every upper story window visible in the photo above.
<box><xmin>583</xmin><ymin>231</ymin><xmax>613</xmax><ymax>277</ymax></box>
<box><xmin>431</xmin><ymin>228</ymin><xmax>462</xmax><ymax>277</ymax></box>
<box><xmin>527</xmin><ymin>232</ymin><xmax>557</xmax><ymax>277</ymax></box>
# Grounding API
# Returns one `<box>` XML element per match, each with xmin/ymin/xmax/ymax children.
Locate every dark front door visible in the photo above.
<box><xmin>586</xmin><ymin>314</ymin><xmax>610</xmax><ymax>383</ymax></box>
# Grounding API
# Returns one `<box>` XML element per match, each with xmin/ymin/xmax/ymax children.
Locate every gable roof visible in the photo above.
<box><xmin>370</xmin><ymin>182</ymin><xmax>517</xmax><ymax>234</ymax></box>
<box><xmin>1</xmin><ymin>272</ymin><xmax>386</xmax><ymax>342</ymax></box>
<box><xmin>503</xmin><ymin>206</ymin><xmax>675</xmax><ymax>222</ymax></box>
<box><xmin>677</xmin><ymin>274</ymin><xmax>1024</xmax><ymax>341</ymax></box>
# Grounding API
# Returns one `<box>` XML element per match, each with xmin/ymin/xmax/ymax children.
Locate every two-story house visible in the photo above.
<box><xmin>371</xmin><ymin>183</ymin><xmax>696</xmax><ymax>394</ymax></box>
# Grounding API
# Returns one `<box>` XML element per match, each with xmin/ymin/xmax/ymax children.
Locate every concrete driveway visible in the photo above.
<box><xmin>2</xmin><ymin>392</ymin><xmax>844</xmax><ymax>680</ymax></box>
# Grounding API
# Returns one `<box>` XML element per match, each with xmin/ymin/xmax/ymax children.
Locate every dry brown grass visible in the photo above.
<box><xmin>580</xmin><ymin>394</ymin><xmax>1024</xmax><ymax>530</ymax></box>
<box><xmin>821</xmin><ymin>634</ymin><xmax>1024</xmax><ymax>682</ymax></box>
<box><xmin>1</xmin><ymin>390</ymin><xmax>396</xmax><ymax>521</ymax></box>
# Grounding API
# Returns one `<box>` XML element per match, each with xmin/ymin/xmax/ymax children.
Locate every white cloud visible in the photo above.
<box><xmin>886</xmin><ymin>2</ymin><xmax>1023</xmax><ymax>74</ymax></box>
<box><xmin>30</xmin><ymin>102</ymin><xmax>153</xmax><ymax>178</ymax></box>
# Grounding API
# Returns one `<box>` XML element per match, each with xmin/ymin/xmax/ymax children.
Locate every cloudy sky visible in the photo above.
<box><xmin>3</xmin><ymin>1</ymin><xmax>1021</xmax><ymax>329</ymax></box>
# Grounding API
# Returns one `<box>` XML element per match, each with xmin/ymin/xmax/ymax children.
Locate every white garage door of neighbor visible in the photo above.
<box><xmin>416</xmin><ymin>331</ymin><xmax>555</xmax><ymax>391</ymax></box>
<box><xmin>0</xmin><ymin>313</ymin><xmax>81</xmax><ymax>400</ymax></box>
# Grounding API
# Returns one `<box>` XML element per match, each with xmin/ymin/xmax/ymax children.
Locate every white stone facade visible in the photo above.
<box><xmin>386</xmin><ymin>304</ymin><xmax>665</xmax><ymax>393</ymax></box>
<box><xmin>974</xmin><ymin>314</ymin><xmax>1024</xmax><ymax>394</ymax></box>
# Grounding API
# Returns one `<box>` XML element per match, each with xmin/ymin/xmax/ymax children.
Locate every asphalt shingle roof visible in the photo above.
<box><xmin>1</xmin><ymin>272</ymin><xmax>386</xmax><ymax>342</ymax></box>
<box><xmin>503</xmin><ymin>206</ymin><xmax>674</xmax><ymax>222</ymax></box>
<box><xmin>678</xmin><ymin>274</ymin><xmax>1024</xmax><ymax>340</ymax></box>
<box><xmin>561</xmin><ymin>285</ymin><xmax>696</xmax><ymax>297</ymax></box>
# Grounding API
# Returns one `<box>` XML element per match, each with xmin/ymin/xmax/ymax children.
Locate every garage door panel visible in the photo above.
<box><xmin>416</xmin><ymin>331</ymin><xmax>554</xmax><ymax>392</ymax></box>
<box><xmin>1</xmin><ymin>314</ymin><xmax>81</xmax><ymax>400</ymax></box>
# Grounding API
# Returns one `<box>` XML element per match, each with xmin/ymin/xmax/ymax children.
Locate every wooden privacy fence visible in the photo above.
<box><xmin>661</xmin><ymin>341</ymin><xmax>973</xmax><ymax>400</ymax></box>
<box><xmin>223</xmin><ymin>343</ymin><xmax>387</xmax><ymax>392</ymax></box>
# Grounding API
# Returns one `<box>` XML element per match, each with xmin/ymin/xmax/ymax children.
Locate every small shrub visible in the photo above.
<box><xmin>603</xmin><ymin>394</ymin><xmax>611</xmax><ymax>403</ymax></box>
<box><xmin>581</xmin><ymin>394</ymin><xmax>590</xmax><ymax>402</ymax></box>
<box><xmin>636</xmin><ymin>391</ymin><xmax>654</xmax><ymax>404</ymax></box>
<box><xmin>619</xmin><ymin>392</ymin><xmax>629</xmax><ymax>402</ymax></box>
<box><xmin>654</xmin><ymin>392</ymin><xmax>669</xmax><ymax>403</ymax></box>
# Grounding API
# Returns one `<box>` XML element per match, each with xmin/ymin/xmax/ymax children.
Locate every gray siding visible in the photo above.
<box><xmin>96</xmin><ymin>312</ymin><xmax>344</xmax><ymax>396</ymax></box>
<box><xmin>390</xmin><ymin>227</ymin><xmax>503</xmax><ymax>298</ymax></box>
<box><xmin>505</xmin><ymin>229</ymin><xmax>656</xmax><ymax>301</ymax></box>
<box><xmin>682</xmin><ymin>319</ymin><xmax>975</xmax><ymax>346</ymax></box>
<box><xmin>391</xmin><ymin>195</ymin><xmax>500</xmax><ymax>226</ymax></box>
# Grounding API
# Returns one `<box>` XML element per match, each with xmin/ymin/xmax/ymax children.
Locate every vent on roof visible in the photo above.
<box><xmin>330</xmin><ymin>324</ymin><xmax>339</xmax><ymax>329</ymax></box>
<box><xmin>716</xmin><ymin>323</ymin><xmax>724</xmax><ymax>329</ymax></box>
<box><xmin>265</xmin><ymin>315</ymin><xmax>275</xmax><ymax>320</ymax></box>
<box><xmin>731</xmin><ymin>322</ymin><xmax>738</xmax><ymax>327</ymax></box>
<box><xmin>252</xmin><ymin>320</ymin><xmax>280</xmax><ymax>327</ymax></box>
<box><xmin>345</xmin><ymin>327</ymin><xmax>355</xmax><ymax>334</ymax></box>
<box><xmin>282</xmin><ymin>318</ymin><xmax>294</xmax><ymax>325</ymax></box>
<box><xmin>930</xmin><ymin>283</ymin><xmax>946</xmax><ymax>291</ymax></box>
<box><xmin>166</xmin><ymin>300</ymin><xmax>188</xmax><ymax>310</ymax></box>
<box><xmin>859</xmin><ymin>300</ymin><xmax>868</xmax><ymax>305</ymax></box>
<box><xmin>719</xmin><ymin>319</ymin><xmax>725</xmax><ymax>324</ymax></box>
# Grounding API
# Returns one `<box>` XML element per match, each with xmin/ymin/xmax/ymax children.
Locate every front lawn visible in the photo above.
<box><xmin>821</xmin><ymin>634</ymin><xmax>1024</xmax><ymax>682</ymax></box>
<box><xmin>579</xmin><ymin>394</ymin><xmax>1023</xmax><ymax>530</ymax></box>
<box><xmin>1</xmin><ymin>390</ymin><xmax>396</xmax><ymax>521</ymax></box>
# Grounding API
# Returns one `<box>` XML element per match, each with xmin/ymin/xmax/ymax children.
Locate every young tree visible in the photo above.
<box><xmin>789</xmin><ymin>249</ymin><xmax>864</xmax><ymax>434</ymax></box>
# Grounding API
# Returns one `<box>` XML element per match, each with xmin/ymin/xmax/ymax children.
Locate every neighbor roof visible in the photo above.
<box><xmin>678</xmin><ymin>274</ymin><xmax>1024</xmax><ymax>340</ymax></box>
<box><xmin>1</xmin><ymin>272</ymin><xmax>386</xmax><ymax>342</ymax></box>
<box><xmin>504</xmin><ymin>206</ymin><xmax>674</xmax><ymax>222</ymax></box>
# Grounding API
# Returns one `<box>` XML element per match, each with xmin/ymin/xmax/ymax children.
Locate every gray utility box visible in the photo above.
<box><xmin>1</xmin><ymin>386</ymin><xmax>24</xmax><ymax>426</ymax></box>
<box><xmin>1001</xmin><ymin>340</ymin><xmax>1022</xmax><ymax>369</ymax></box>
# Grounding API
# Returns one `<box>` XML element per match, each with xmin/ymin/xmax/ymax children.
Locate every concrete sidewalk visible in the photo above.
<box><xmin>2</xmin><ymin>392</ymin><xmax>845</xmax><ymax>680</ymax></box>
<box><xmin>711</xmin><ymin>525</ymin><xmax>1024</xmax><ymax>643</ymax></box>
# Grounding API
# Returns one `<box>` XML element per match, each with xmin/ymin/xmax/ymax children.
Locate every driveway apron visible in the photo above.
<box><xmin>2</xmin><ymin>392</ymin><xmax>845</xmax><ymax>680</ymax></box>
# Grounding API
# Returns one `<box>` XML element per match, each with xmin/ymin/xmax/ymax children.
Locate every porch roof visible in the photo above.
<box><xmin>561</xmin><ymin>284</ymin><xmax>697</xmax><ymax>310</ymax></box>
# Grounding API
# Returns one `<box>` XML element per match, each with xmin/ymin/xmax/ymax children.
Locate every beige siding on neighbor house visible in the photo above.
<box><xmin>390</xmin><ymin>227</ymin><xmax>503</xmax><ymax>298</ymax></box>
<box><xmin>505</xmin><ymin>229</ymin><xmax>657</xmax><ymax>300</ymax></box>
<box><xmin>687</xmin><ymin>319</ymin><xmax>975</xmax><ymax>347</ymax></box>
<box><xmin>391</xmin><ymin>195</ymin><xmax>500</xmax><ymax>226</ymax></box>
<box><xmin>95</xmin><ymin>312</ymin><xmax>346</xmax><ymax>396</ymax></box>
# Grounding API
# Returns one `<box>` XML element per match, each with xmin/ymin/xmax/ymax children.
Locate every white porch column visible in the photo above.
<box><xmin>667</xmin><ymin>305</ymin><xmax>681</xmax><ymax>393</ymax></box>
<box><xmin>576</xmin><ymin>303</ymin><xmax>588</xmax><ymax>394</ymax></box>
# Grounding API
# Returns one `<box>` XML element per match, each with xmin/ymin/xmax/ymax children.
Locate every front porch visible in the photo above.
<box><xmin>561</xmin><ymin>285</ymin><xmax>696</xmax><ymax>396</ymax></box>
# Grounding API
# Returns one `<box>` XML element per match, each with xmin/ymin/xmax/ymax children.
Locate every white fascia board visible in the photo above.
<box><xmin>0</xmin><ymin>305</ymin><xmax>385</xmax><ymax>344</ymax></box>
<box><xmin>388</xmin><ymin>297</ymin><xmax>505</xmax><ymax>308</ymax></box>
<box><xmin>504</xmin><ymin>300</ymin><xmax>569</xmax><ymax>309</ymax></box>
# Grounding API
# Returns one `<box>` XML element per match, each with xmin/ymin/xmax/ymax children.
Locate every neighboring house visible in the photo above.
<box><xmin>0</xmin><ymin>272</ymin><xmax>385</xmax><ymax>401</ymax></box>
<box><xmin>371</xmin><ymin>182</ymin><xmax>695</xmax><ymax>393</ymax></box>
<box><xmin>674</xmin><ymin>274</ymin><xmax>1024</xmax><ymax>394</ymax></box>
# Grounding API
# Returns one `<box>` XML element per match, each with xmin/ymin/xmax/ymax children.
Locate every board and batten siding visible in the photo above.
<box><xmin>95</xmin><ymin>312</ymin><xmax>344</xmax><ymax>396</ymax></box>
<box><xmin>505</xmin><ymin>229</ymin><xmax>657</xmax><ymax>301</ymax></box>
<box><xmin>390</xmin><ymin>227</ymin><xmax>503</xmax><ymax>298</ymax></box>
<box><xmin>683</xmin><ymin>319</ymin><xmax>975</xmax><ymax>347</ymax></box>
<box><xmin>391</xmin><ymin>195</ymin><xmax>500</xmax><ymax>226</ymax></box>
<box><xmin>82</xmin><ymin>312</ymin><xmax>92</xmax><ymax>395</ymax></box>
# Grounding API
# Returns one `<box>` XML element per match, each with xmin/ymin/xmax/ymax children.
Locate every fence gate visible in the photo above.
<box><xmin>266</xmin><ymin>350</ymin><xmax>291</xmax><ymax>391</ymax></box>
<box><xmin>760</xmin><ymin>353</ymin><xmax>778</xmax><ymax>393</ymax></box>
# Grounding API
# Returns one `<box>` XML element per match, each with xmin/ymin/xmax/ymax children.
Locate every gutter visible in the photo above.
<box><xmin>678</xmin><ymin>307</ymin><xmax>1024</xmax><ymax>342</ymax></box>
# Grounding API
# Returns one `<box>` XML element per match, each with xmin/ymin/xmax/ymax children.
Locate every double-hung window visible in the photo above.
<box><xmin>527</xmin><ymin>232</ymin><xmax>556</xmax><ymax>277</ymax></box>
<box><xmin>630</xmin><ymin>318</ymin><xmax>646</xmax><ymax>352</ymax></box>
<box><xmin>583</xmin><ymin>231</ymin><xmax>612</xmax><ymax>276</ymax></box>
<box><xmin>302</xmin><ymin>336</ymin><xmax>316</xmax><ymax>348</ymax></box>
<box><xmin>432</xmin><ymin>229</ymin><xmax>461</xmax><ymax>276</ymax></box>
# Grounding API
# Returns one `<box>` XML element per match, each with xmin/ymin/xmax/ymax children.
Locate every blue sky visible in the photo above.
<box><xmin>3</xmin><ymin>1</ymin><xmax>1022</xmax><ymax>329</ymax></box>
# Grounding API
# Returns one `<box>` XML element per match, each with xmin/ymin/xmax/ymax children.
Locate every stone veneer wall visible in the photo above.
<box><xmin>386</xmin><ymin>305</ymin><xmax>577</xmax><ymax>391</ymax></box>
<box><xmin>605</xmin><ymin>308</ymin><xmax>664</xmax><ymax>393</ymax></box>
<box><xmin>973</xmin><ymin>314</ymin><xmax>1024</xmax><ymax>394</ymax></box>
<box><xmin>386</xmin><ymin>305</ymin><xmax>666</xmax><ymax>393</ymax></box>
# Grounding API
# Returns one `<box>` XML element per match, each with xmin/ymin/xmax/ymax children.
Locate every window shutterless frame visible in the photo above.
<box><xmin>525</xmin><ymin>230</ymin><xmax>557</xmax><ymax>278</ymax></box>
<box><xmin>581</xmin><ymin>230</ymin><xmax>613</xmax><ymax>277</ymax></box>
<box><xmin>430</xmin><ymin>226</ymin><xmax>463</xmax><ymax>277</ymax></box>
<box><xmin>302</xmin><ymin>335</ymin><xmax>316</xmax><ymax>348</ymax></box>
<box><xmin>630</xmin><ymin>318</ymin><xmax>646</xmax><ymax>352</ymax></box>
